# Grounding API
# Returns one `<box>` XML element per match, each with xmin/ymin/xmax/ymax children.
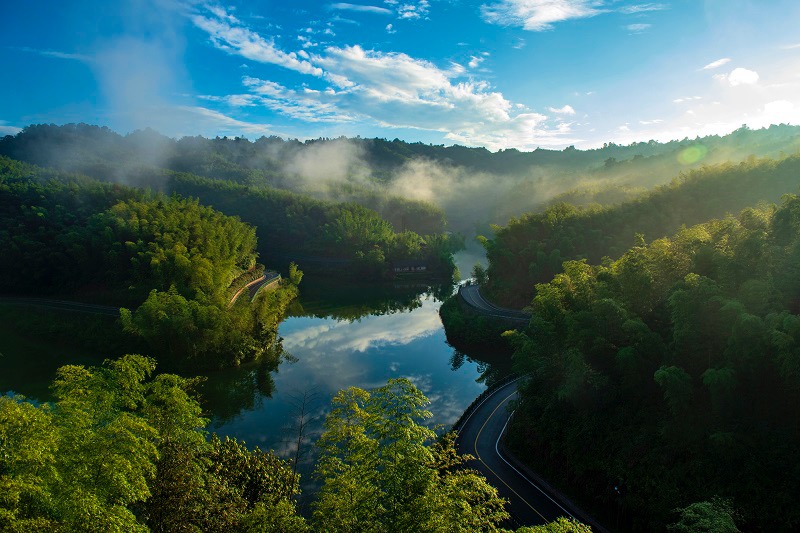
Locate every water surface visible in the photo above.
<box><xmin>0</xmin><ymin>252</ymin><xmax>512</xmax><ymax>492</ymax></box>
<box><xmin>199</xmin><ymin>276</ymin><xmax>512</xmax><ymax>491</ymax></box>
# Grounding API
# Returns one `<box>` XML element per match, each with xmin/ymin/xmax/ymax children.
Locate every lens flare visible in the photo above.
<box><xmin>678</xmin><ymin>144</ymin><xmax>708</xmax><ymax>165</ymax></box>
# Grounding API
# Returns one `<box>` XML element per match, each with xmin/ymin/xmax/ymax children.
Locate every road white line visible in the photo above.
<box><xmin>474</xmin><ymin>391</ymin><xmax>548</xmax><ymax>522</ymax></box>
<box><xmin>495</xmin><ymin>413</ymin><xmax>576</xmax><ymax>520</ymax></box>
<box><xmin>455</xmin><ymin>377</ymin><xmax>522</xmax><ymax>437</ymax></box>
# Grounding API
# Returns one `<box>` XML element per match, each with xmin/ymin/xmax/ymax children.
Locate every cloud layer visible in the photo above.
<box><xmin>480</xmin><ymin>1</ymin><xmax>667</xmax><ymax>31</ymax></box>
<box><xmin>190</xmin><ymin>4</ymin><xmax>577</xmax><ymax>149</ymax></box>
<box><xmin>481</xmin><ymin>0</ymin><xmax>605</xmax><ymax>31</ymax></box>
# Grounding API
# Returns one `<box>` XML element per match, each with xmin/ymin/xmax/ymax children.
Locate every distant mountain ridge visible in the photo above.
<box><xmin>3</xmin><ymin>122</ymin><xmax>800</xmax><ymax>178</ymax></box>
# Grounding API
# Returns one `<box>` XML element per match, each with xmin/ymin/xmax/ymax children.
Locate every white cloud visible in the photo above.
<box><xmin>480</xmin><ymin>1</ymin><xmax>665</xmax><ymax>31</ymax></box>
<box><xmin>190</xmin><ymin>4</ymin><xmax>577</xmax><ymax>149</ymax></box>
<box><xmin>782</xmin><ymin>43</ymin><xmax>800</xmax><ymax>50</ymax></box>
<box><xmin>673</xmin><ymin>96</ymin><xmax>702</xmax><ymax>103</ymax></box>
<box><xmin>757</xmin><ymin>100</ymin><xmax>800</xmax><ymax>127</ymax></box>
<box><xmin>200</xmin><ymin>93</ymin><xmax>260</xmax><ymax>107</ymax></box>
<box><xmin>297</xmin><ymin>35</ymin><xmax>318</xmax><ymax>49</ymax></box>
<box><xmin>241</xmin><ymin>76</ymin><xmax>356</xmax><ymax>123</ymax></box>
<box><xmin>626</xmin><ymin>23</ymin><xmax>651</xmax><ymax>33</ymax></box>
<box><xmin>548</xmin><ymin>104</ymin><xmax>576</xmax><ymax>114</ymax></box>
<box><xmin>481</xmin><ymin>0</ymin><xmax>605</xmax><ymax>31</ymax></box>
<box><xmin>639</xmin><ymin>118</ymin><xmax>663</xmax><ymax>125</ymax></box>
<box><xmin>282</xmin><ymin>301</ymin><xmax>441</xmax><ymax>353</ymax></box>
<box><xmin>601</xmin><ymin>55</ymin><xmax>800</xmax><ymax>149</ymax></box>
<box><xmin>715</xmin><ymin>67</ymin><xmax>760</xmax><ymax>86</ymax></box>
<box><xmin>396</xmin><ymin>0</ymin><xmax>430</xmax><ymax>19</ymax></box>
<box><xmin>330</xmin><ymin>3</ymin><xmax>393</xmax><ymax>14</ymax></box>
<box><xmin>386</xmin><ymin>23</ymin><xmax>396</xmax><ymax>33</ymax></box>
<box><xmin>176</xmin><ymin>106</ymin><xmax>282</xmax><ymax>136</ymax></box>
<box><xmin>468</xmin><ymin>55</ymin><xmax>485</xmax><ymax>69</ymax></box>
<box><xmin>0</xmin><ymin>122</ymin><xmax>22</xmax><ymax>136</ymax></box>
<box><xmin>702</xmin><ymin>57</ymin><xmax>731</xmax><ymax>70</ymax></box>
<box><xmin>619</xmin><ymin>3</ymin><xmax>667</xmax><ymax>14</ymax></box>
<box><xmin>14</xmin><ymin>46</ymin><xmax>92</xmax><ymax>62</ymax></box>
<box><xmin>191</xmin><ymin>13</ymin><xmax>324</xmax><ymax>76</ymax></box>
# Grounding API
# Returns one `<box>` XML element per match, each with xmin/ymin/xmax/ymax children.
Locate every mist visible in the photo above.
<box><xmin>3</xmin><ymin>122</ymin><xmax>799</xmax><ymax>242</ymax></box>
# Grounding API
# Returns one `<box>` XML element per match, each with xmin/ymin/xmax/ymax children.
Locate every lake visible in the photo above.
<box><xmin>0</xmin><ymin>250</ymin><xmax>511</xmax><ymax>494</ymax></box>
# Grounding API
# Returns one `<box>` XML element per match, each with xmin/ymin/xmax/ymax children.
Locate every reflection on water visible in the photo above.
<box><xmin>1</xmin><ymin>255</ymin><xmax>511</xmax><ymax>499</ymax></box>
<box><xmin>449</xmin><ymin>346</ymin><xmax>514</xmax><ymax>388</ymax></box>
<box><xmin>198</xmin><ymin>276</ymin><xmax>511</xmax><ymax>496</ymax></box>
<box><xmin>198</xmin><ymin>351</ymin><xmax>279</xmax><ymax>423</ymax></box>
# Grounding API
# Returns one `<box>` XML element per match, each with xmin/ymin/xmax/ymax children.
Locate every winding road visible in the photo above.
<box><xmin>456</xmin><ymin>379</ymin><xmax>603</xmax><ymax>530</ymax></box>
<box><xmin>458</xmin><ymin>284</ymin><xmax>530</xmax><ymax>324</ymax></box>
<box><xmin>229</xmin><ymin>271</ymin><xmax>281</xmax><ymax>306</ymax></box>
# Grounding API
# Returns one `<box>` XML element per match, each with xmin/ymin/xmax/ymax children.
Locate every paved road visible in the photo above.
<box><xmin>248</xmin><ymin>271</ymin><xmax>281</xmax><ymax>298</ymax></box>
<box><xmin>0</xmin><ymin>297</ymin><xmax>121</xmax><ymax>316</ymax></box>
<box><xmin>229</xmin><ymin>271</ymin><xmax>282</xmax><ymax>306</ymax></box>
<box><xmin>456</xmin><ymin>379</ymin><xmax>580</xmax><ymax>528</ymax></box>
<box><xmin>459</xmin><ymin>285</ymin><xmax>531</xmax><ymax>324</ymax></box>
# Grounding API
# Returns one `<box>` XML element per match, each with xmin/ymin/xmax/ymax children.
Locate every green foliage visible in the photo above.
<box><xmin>669</xmin><ymin>498</ymin><xmax>739</xmax><ymax>532</ymax></box>
<box><xmin>90</xmin><ymin>196</ymin><xmax>257</xmax><ymax>300</ymax></box>
<box><xmin>483</xmin><ymin>152</ymin><xmax>800</xmax><ymax>307</ymax></box>
<box><xmin>472</xmin><ymin>263</ymin><xmax>488</xmax><ymax>286</ymax></box>
<box><xmin>1</xmin><ymin>356</ymin><xmax>159</xmax><ymax>531</ymax></box>
<box><xmin>0</xmin><ymin>156</ymin><xmax>299</xmax><ymax>369</ymax></box>
<box><xmin>2</xmin><ymin>355</ymin><xmax>595</xmax><ymax>532</ymax></box>
<box><xmin>169</xmin><ymin>173</ymin><xmax>460</xmax><ymax>280</ymax></box>
<box><xmin>517</xmin><ymin>517</ymin><xmax>593</xmax><ymax>533</ymax></box>
<box><xmin>313</xmin><ymin>378</ymin><xmax>509</xmax><ymax>532</ymax></box>
<box><xmin>0</xmin><ymin>356</ymin><xmax>303</xmax><ymax>532</ymax></box>
<box><xmin>505</xmin><ymin>198</ymin><xmax>800</xmax><ymax>530</ymax></box>
<box><xmin>439</xmin><ymin>296</ymin><xmax>513</xmax><ymax>349</ymax></box>
<box><xmin>288</xmin><ymin>261</ymin><xmax>303</xmax><ymax>286</ymax></box>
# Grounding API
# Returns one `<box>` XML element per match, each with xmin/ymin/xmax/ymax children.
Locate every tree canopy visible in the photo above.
<box><xmin>1</xmin><ymin>357</ymin><xmax>586</xmax><ymax>532</ymax></box>
<box><xmin>503</xmin><ymin>196</ymin><xmax>800</xmax><ymax>530</ymax></box>
<box><xmin>481</xmin><ymin>152</ymin><xmax>800</xmax><ymax>307</ymax></box>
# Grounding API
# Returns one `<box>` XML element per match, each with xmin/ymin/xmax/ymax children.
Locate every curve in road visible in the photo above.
<box><xmin>459</xmin><ymin>285</ymin><xmax>530</xmax><ymax>324</ymax></box>
<box><xmin>456</xmin><ymin>379</ymin><xmax>601</xmax><ymax>530</ymax></box>
<box><xmin>249</xmin><ymin>271</ymin><xmax>281</xmax><ymax>299</ymax></box>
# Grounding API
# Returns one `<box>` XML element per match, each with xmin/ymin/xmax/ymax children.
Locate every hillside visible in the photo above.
<box><xmin>482</xmin><ymin>152</ymin><xmax>800</xmax><ymax>307</ymax></box>
<box><xmin>505</xmin><ymin>197</ymin><xmax>800</xmax><ymax>530</ymax></box>
<box><xmin>3</xmin><ymin>123</ymin><xmax>800</xmax><ymax>235</ymax></box>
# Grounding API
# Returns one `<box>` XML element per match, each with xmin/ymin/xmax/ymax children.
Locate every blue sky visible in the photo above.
<box><xmin>2</xmin><ymin>0</ymin><xmax>800</xmax><ymax>150</ymax></box>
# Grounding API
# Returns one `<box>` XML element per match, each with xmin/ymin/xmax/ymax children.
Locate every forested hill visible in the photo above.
<box><xmin>3</xmin><ymin>122</ymin><xmax>800</xmax><ymax>179</ymax></box>
<box><xmin>482</xmin><ymin>152</ymin><xmax>800</xmax><ymax>307</ymax></box>
<box><xmin>0</xmin><ymin>149</ymin><xmax>459</xmax><ymax>281</ymax></box>
<box><xmin>3</xmin><ymin>123</ymin><xmax>800</xmax><ymax>235</ymax></box>
<box><xmin>0</xmin><ymin>124</ymin><xmax>447</xmax><ymax>236</ymax></box>
<box><xmin>167</xmin><ymin>172</ymin><xmax>462</xmax><ymax>279</ymax></box>
<box><xmin>505</xmin><ymin>197</ymin><xmax>800</xmax><ymax>530</ymax></box>
<box><xmin>0</xmin><ymin>156</ymin><xmax>299</xmax><ymax>368</ymax></box>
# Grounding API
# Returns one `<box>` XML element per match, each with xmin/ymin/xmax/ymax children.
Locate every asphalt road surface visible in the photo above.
<box><xmin>456</xmin><ymin>379</ymin><xmax>580</xmax><ymax>528</ymax></box>
<box><xmin>459</xmin><ymin>284</ymin><xmax>530</xmax><ymax>323</ymax></box>
<box><xmin>248</xmin><ymin>271</ymin><xmax>281</xmax><ymax>298</ymax></box>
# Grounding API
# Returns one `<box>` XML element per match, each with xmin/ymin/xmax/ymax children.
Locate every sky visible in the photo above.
<box><xmin>2</xmin><ymin>0</ymin><xmax>800</xmax><ymax>150</ymax></box>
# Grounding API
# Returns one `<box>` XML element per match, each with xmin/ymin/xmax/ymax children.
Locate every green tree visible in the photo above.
<box><xmin>288</xmin><ymin>261</ymin><xmax>303</xmax><ymax>286</ymax></box>
<box><xmin>472</xmin><ymin>262</ymin><xmax>488</xmax><ymax>286</ymax></box>
<box><xmin>669</xmin><ymin>498</ymin><xmax>739</xmax><ymax>532</ymax></box>
<box><xmin>517</xmin><ymin>517</ymin><xmax>593</xmax><ymax>533</ymax></box>
<box><xmin>0</xmin><ymin>396</ymin><xmax>59</xmax><ymax>531</ymax></box>
<box><xmin>1</xmin><ymin>355</ymin><xmax>305</xmax><ymax>532</ymax></box>
<box><xmin>313</xmin><ymin>378</ymin><xmax>509</xmax><ymax>532</ymax></box>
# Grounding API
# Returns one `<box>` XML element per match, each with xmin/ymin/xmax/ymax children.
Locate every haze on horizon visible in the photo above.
<box><xmin>2</xmin><ymin>0</ymin><xmax>800</xmax><ymax>151</ymax></box>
